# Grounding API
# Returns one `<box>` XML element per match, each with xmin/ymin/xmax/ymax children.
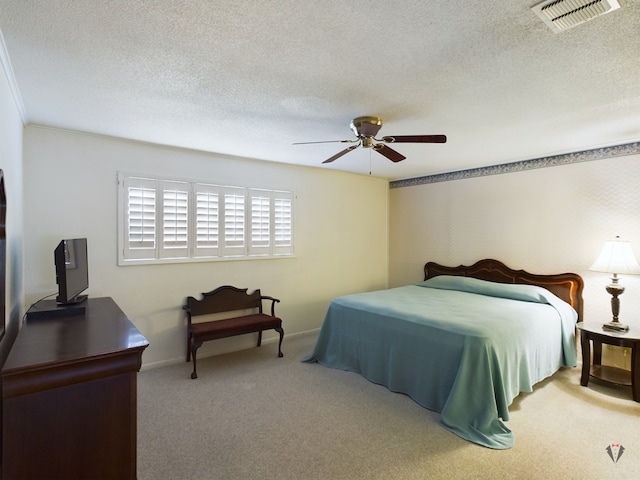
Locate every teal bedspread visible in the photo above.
<box><xmin>302</xmin><ymin>276</ymin><xmax>577</xmax><ymax>449</ymax></box>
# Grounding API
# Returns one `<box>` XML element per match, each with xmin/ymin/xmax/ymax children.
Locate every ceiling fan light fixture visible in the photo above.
<box><xmin>532</xmin><ymin>0</ymin><xmax>621</xmax><ymax>33</ymax></box>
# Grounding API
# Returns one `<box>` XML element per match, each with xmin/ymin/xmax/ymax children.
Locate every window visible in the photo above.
<box><xmin>118</xmin><ymin>173</ymin><xmax>294</xmax><ymax>264</ymax></box>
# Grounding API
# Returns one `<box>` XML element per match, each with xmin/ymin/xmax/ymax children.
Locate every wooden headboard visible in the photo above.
<box><xmin>424</xmin><ymin>258</ymin><xmax>584</xmax><ymax>322</ymax></box>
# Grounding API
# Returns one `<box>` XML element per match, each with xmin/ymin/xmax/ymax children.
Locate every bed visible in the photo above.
<box><xmin>302</xmin><ymin>259</ymin><xmax>584</xmax><ymax>449</ymax></box>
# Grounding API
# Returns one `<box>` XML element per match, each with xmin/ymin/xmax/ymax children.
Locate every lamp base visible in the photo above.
<box><xmin>602</xmin><ymin>321</ymin><xmax>629</xmax><ymax>332</ymax></box>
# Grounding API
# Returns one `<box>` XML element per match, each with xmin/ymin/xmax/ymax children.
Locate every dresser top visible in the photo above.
<box><xmin>3</xmin><ymin>297</ymin><xmax>148</xmax><ymax>375</ymax></box>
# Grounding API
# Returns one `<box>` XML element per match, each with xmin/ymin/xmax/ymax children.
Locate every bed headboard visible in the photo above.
<box><xmin>424</xmin><ymin>258</ymin><xmax>584</xmax><ymax>322</ymax></box>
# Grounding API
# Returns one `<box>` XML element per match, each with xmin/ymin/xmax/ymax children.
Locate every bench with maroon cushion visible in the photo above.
<box><xmin>184</xmin><ymin>285</ymin><xmax>284</xmax><ymax>379</ymax></box>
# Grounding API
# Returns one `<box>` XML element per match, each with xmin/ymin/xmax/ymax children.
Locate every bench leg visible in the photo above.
<box><xmin>276</xmin><ymin>327</ymin><xmax>284</xmax><ymax>358</ymax></box>
<box><xmin>186</xmin><ymin>332</ymin><xmax>192</xmax><ymax>363</ymax></box>
<box><xmin>190</xmin><ymin>341</ymin><xmax>203</xmax><ymax>379</ymax></box>
<box><xmin>257</xmin><ymin>330</ymin><xmax>263</xmax><ymax>347</ymax></box>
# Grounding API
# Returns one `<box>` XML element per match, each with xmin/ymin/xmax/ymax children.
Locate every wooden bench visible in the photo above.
<box><xmin>183</xmin><ymin>285</ymin><xmax>284</xmax><ymax>379</ymax></box>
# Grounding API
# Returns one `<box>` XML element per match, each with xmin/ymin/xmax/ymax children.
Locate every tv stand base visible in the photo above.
<box><xmin>26</xmin><ymin>299</ymin><xmax>86</xmax><ymax>320</ymax></box>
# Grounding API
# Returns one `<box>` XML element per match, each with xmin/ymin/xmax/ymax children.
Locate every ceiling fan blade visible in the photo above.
<box><xmin>381</xmin><ymin>135</ymin><xmax>447</xmax><ymax>143</ymax></box>
<box><xmin>373</xmin><ymin>144</ymin><xmax>406</xmax><ymax>163</ymax></box>
<box><xmin>322</xmin><ymin>145</ymin><xmax>360</xmax><ymax>164</ymax></box>
<box><xmin>293</xmin><ymin>139</ymin><xmax>359</xmax><ymax>145</ymax></box>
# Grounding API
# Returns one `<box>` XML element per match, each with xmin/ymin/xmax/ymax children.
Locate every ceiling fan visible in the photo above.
<box><xmin>293</xmin><ymin>116</ymin><xmax>446</xmax><ymax>164</ymax></box>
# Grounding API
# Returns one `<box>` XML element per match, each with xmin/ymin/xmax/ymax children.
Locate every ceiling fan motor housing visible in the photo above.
<box><xmin>350</xmin><ymin>116</ymin><xmax>383</xmax><ymax>138</ymax></box>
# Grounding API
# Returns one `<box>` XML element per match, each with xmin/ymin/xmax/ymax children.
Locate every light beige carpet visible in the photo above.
<box><xmin>137</xmin><ymin>333</ymin><xmax>640</xmax><ymax>479</ymax></box>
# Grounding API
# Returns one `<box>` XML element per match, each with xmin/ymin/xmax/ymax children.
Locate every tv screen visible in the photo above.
<box><xmin>55</xmin><ymin>238</ymin><xmax>89</xmax><ymax>305</ymax></box>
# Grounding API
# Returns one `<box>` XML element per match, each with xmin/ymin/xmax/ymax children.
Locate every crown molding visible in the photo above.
<box><xmin>0</xmin><ymin>28</ymin><xmax>27</xmax><ymax>124</ymax></box>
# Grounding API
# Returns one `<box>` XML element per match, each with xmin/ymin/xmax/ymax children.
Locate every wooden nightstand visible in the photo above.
<box><xmin>576</xmin><ymin>322</ymin><xmax>640</xmax><ymax>401</ymax></box>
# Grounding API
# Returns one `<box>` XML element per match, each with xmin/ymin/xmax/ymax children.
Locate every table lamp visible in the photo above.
<box><xmin>589</xmin><ymin>236</ymin><xmax>640</xmax><ymax>332</ymax></box>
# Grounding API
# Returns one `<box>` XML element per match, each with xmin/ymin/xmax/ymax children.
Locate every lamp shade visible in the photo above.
<box><xmin>589</xmin><ymin>236</ymin><xmax>640</xmax><ymax>275</ymax></box>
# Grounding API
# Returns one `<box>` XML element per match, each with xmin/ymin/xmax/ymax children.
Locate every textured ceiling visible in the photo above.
<box><xmin>1</xmin><ymin>0</ymin><xmax>639</xmax><ymax>180</ymax></box>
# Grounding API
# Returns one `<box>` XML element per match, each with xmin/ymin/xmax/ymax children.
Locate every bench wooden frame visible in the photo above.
<box><xmin>184</xmin><ymin>285</ymin><xmax>284</xmax><ymax>379</ymax></box>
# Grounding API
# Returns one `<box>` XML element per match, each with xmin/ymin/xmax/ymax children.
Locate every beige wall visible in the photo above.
<box><xmin>389</xmin><ymin>154</ymin><xmax>640</xmax><ymax>368</ymax></box>
<box><xmin>23</xmin><ymin>126</ymin><xmax>389</xmax><ymax>367</ymax></box>
<box><xmin>16</xmin><ymin>116</ymin><xmax>640</xmax><ymax>372</ymax></box>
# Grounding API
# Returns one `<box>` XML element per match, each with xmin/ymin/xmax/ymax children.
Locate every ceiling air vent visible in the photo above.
<box><xmin>532</xmin><ymin>0</ymin><xmax>621</xmax><ymax>33</ymax></box>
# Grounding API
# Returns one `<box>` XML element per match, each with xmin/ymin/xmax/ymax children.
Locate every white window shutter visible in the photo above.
<box><xmin>194</xmin><ymin>183</ymin><xmax>220</xmax><ymax>257</ymax></box>
<box><xmin>273</xmin><ymin>193</ymin><xmax>293</xmax><ymax>255</ymax></box>
<box><xmin>249</xmin><ymin>192</ymin><xmax>271</xmax><ymax>256</ymax></box>
<box><xmin>159</xmin><ymin>181</ymin><xmax>189</xmax><ymax>258</ymax></box>
<box><xmin>220</xmin><ymin>187</ymin><xmax>246</xmax><ymax>256</ymax></box>
<box><xmin>119</xmin><ymin>172</ymin><xmax>293</xmax><ymax>263</ymax></box>
<box><xmin>248</xmin><ymin>189</ymin><xmax>293</xmax><ymax>256</ymax></box>
<box><xmin>123</xmin><ymin>176</ymin><xmax>158</xmax><ymax>260</ymax></box>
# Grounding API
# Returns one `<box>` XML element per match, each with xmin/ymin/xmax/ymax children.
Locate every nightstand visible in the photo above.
<box><xmin>576</xmin><ymin>322</ymin><xmax>640</xmax><ymax>401</ymax></box>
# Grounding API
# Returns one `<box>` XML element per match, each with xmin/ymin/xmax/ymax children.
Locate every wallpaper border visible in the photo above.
<box><xmin>389</xmin><ymin>141</ymin><xmax>640</xmax><ymax>189</ymax></box>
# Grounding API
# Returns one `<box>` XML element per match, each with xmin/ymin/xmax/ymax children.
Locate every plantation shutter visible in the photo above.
<box><xmin>220</xmin><ymin>187</ymin><xmax>246</xmax><ymax>256</ymax></box>
<box><xmin>194</xmin><ymin>183</ymin><xmax>219</xmax><ymax>257</ymax></box>
<box><xmin>273</xmin><ymin>192</ymin><xmax>293</xmax><ymax>255</ymax></box>
<box><xmin>123</xmin><ymin>176</ymin><xmax>158</xmax><ymax>260</ymax></box>
<box><xmin>119</xmin><ymin>172</ymin><xmax>293</xmax><ymax>264</ymax></box>
<box><xmin>247</xmin><ymin>189</ymin><xmax>293</xmax><ymax>256</ymax></box>
<box><xmin>159</xmin><ymin>181</ymin><xmax>189</xmax><ymax>258</ymax></box>
<box><xmin>249</xmin><ymin>190</ymin><xmax>271</xmax><ymax>256</ymax></box>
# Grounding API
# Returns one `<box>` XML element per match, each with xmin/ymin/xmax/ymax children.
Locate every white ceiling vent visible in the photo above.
<box><xmin>532</xmin><ymin>0</ymin><xmax>621</xmax><ymax>33</ymax></box>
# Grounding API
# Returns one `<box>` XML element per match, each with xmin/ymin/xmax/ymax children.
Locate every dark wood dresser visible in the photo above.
<box><xmin>2</xmin><ymin>297</ymin><xmax>148</xmax><ymax>480</ymax></box>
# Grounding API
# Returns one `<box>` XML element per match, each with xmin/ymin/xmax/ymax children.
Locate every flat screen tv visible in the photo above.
<box><xmin>55</xmin><ymin>238</ymin><xmax>89</xmax><ymax>305</ymax></box>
